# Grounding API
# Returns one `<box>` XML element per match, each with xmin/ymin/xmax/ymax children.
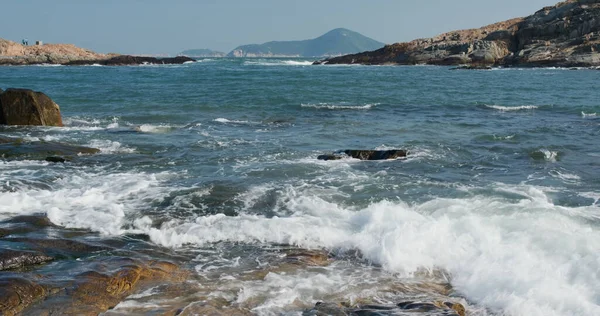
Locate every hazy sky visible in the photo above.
<box><xmin>1</xmin><ymin>0</ymin><xmax>559</xmax><ymax>55</ymax></box>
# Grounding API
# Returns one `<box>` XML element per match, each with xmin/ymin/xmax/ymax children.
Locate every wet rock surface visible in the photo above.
<box><xmin>0</xmin><ymin>89</ymin><xmax>63</xmax><ymax>126</ymax></box>
<box><xmin>318</xmin><ymin>0</ymin><xmax>600</xmax><ymax>68</ymax></box>
<box><xmin>0</xmin><ymin>249</ymin><xmax>53</xmax><ymax>271</ymax></box>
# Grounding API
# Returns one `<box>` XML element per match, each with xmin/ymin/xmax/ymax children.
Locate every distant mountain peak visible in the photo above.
<box><xmin>227</xmin><ymin>28</ymin><xmax>384</xmax><ymax>58</ymax></box>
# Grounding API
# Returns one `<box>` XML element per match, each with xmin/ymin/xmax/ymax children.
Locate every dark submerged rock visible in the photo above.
<box><xmin>4</xmin><ymin>238</ymin><xmax>110</xmax><ymax>257</ymax></box>
<box><xmin>0</xmin><ymin>136</ymin><xmax>100</xmax><ymax>160</ymax></box>
<box><xmin>45</xmin><ymin>156</ymin><xmax>67</xmax><ymax>163</ymax></box>
<box><xmin>318</xmin><ymin>150</ymin><xmax>408</xmax><ymax>161</ymax></box>
<box><xmin>0</xmin><ymin>88</ymin><xmax>63</xmax><ymax>126</ymax></box>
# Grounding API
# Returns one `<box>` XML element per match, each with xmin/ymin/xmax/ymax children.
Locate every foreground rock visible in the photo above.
<box><xmin>0</xmin><ymin>89</ymin><xmax>63</xmax><ymax>126</ymax></box>
<box><xmin>0</xmin><ymin>258</ymin><xmax>188</xmax><ymax>315</ymax></box>
<box><xmin>316</xmin><ymin>0</ymin><xmax>600</xmax><ymax>68</ymax></box>
<box><xmin>318</xmin><ymin>150</ymin><xmax>408</xmax><ymax>161</ymax></box>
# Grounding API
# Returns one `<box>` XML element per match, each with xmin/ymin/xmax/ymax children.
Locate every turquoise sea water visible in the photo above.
<box><xmin>1</xmin><ymin>59</ymin><xmax>600</xmax><ymax>315</ymax></box>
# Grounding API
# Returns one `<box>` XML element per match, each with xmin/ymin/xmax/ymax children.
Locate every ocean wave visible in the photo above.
<box><xmin>35</xmin><ymin>63</ymin><xmax>64</xmax><ymax>67</ymax></box>
<box><xmin>530</xmin><ymin>149</ymin><xmax>560</xmax><ymax>162</ymax></box>
<box><xmin>301</xmin><ymin>102</ymin><xmax>377</xmax><ymax>110</ymax></box>
<box><xmin>86</xmin><ymin>139</ymin><xmax>136</xmax><ymax>154</ymax></box>
<box><xmin>485</xmin><ymin>104</ymin><xmax>540</xmax><ymax>112</ymax></box>
<box><xmin>137</xmin><ymin>183</ymin><xmax>600</xmax><ymax>316</ymax></box>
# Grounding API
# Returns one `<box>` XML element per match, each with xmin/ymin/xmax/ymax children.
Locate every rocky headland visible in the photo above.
<box><xmin>316</xmin><ymin>0</ymin><xmax>600</xmax><ymax>67</ymax></box>
<box><xmin>0</xmin><ymin>38</ymin><xmax>194</xmax><ymax>66</ymax></box>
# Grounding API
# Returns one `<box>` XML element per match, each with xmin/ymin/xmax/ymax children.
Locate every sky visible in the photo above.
<box><xmin>1</xmin><ymin>0</ymin><xmax>560</xmax><ymax>55</ymax></box>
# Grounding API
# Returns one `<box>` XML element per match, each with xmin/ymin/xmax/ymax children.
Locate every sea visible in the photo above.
<box><xmin>1</xmin><ymin>58</ymin><xmax>599</xmax><ymax>316</ymax></box>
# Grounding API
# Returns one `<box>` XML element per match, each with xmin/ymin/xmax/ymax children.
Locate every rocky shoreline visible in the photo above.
<box><xmin>316</xmin><ymin>0</ymin><xmax>600</xmax><ymax>67</ymax></box>
<box><xmin>0</xmin><ymin>38</ymin><xmax>194</xmax><ymax>66</ymax></box>
<box><xmin>0</xmin><ymin>89</ymin><xmax>470</xmax><ymax>315</ymax></box>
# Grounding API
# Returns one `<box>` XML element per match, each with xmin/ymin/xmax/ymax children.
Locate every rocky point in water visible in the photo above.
<box><xmin>315</xmin><ymin>0</ymin><xmax>600</xmax><ymax>68</ymax></box>
<box><xmin>0</xmin><ymin>38</ymin><xmax>194</xmax><ymax>66</ymax></box>
<box><xmin>318</xmin><ymin>150</ymin><xmax>408</xmax><ymax>161</ymax></box>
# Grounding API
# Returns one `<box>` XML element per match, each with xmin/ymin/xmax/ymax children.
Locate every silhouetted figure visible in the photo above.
<box><xmin>24</xmin><ymin>39</ymin><xmax>28</xmax><ymax>46</ymax></box>
<box><xmin>22</xmin><ymin>39</ymin><xmax>25</xmax><ymax>45</ymax></box>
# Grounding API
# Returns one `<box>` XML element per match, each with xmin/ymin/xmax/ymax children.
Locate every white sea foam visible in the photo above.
<box><xmin>539</xmin><ymin>149</ymin><xmax>559</xmax><ymax>162</ymax></box>
<box><xmin>244</xmin><ymin>60</ymin><xmax>313</xmax><ymax>66</ymax></box>
<box><xmin>550</xmin><ymin>170</ymin><xmax>581</xmax><ymax>184</ymax></box>
<box><xmin>213</xmin><ymin>118</ymin><xmax>258</xmax><ymax>125</ymax></box>
<box><xmin>486</xmin><ymin>104</ymin><xmax>540</xmax><ymax>112</ymax></box>
<box><xmin>87</xmin><ymin>139</ymin><xmax>136</xmax><ymax>154</ymax></box>
<box><xmin>0</xmin><ymin>165</ymin><xmax>175</xmax><ymax>234</ymax></box>
<box><xmin>301</xmin><ymin>102</ymin><xmax>377</xmax><ymax>110</ymax></box>
<box><xmin>137</xmin><ymin>183</ymin><xmax>600</xmax><ymax>316</ymax></box>
<box><xmin>136</xmin><ymin>124</ymin><xmax>178</xmax><ymax>133</ymax></box>
<box><xmin>35</xmin><ymin>63</ymin><xmax>63</xmax><ymax>67</ymax></box>
<box><xmin>582</xmin><ymin>111</ymin><xmax>597</xmax><ymax>118</ymax></box>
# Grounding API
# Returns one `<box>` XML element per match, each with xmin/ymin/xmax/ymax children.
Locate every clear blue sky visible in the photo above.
<box><xmin>1</xmin><ymin>0</ymin><xmax>559</xmax><ymax>55</ymax></box>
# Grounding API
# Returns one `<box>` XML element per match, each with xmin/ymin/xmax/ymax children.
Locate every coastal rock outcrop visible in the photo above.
<box><xmin>316</xmin><ymin>0</ymin><xmax>600</xmax><ymax>67</ymax></box>
<box><xmin>0</xmin><ymin>89</ymin><xmax>63</xmax><ymax>126</ymax></box>
<box><xmin>318</xmin><ymin>150</ymin><xmax>408</xmax><ymax>161</ymax></box>
<box><xmin>0</xmin><ymin>38</ymin><xmax>195</xmax><ymax>66</ymax></box>
<box><xmin>0</xmin><ymin>38</ymin><xmax>108</xmax><ymax>65</ymax></box>
<box><xmin>65</xmin><ymin>55</ymin><xmax>195</xmax><ymax>66</ymax></box>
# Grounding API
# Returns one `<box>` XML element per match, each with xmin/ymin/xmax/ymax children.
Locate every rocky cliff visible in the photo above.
<box><xmin>316</xmin><ymin>0</ymin><xmax>600</xmax><ymax>67</ymax></box>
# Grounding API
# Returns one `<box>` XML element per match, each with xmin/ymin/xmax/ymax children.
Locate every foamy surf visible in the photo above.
<box><xmin>582</xmin><ymin>111</ymin><xmax>597</xmax><ymax>117</ymax></box>
<box><xmin>213</xmin><ymin>118</ymin><xmax>259</xmax><ymax>125</ymax></box>
<box><xmin>244</xmin><ymin>60</ymin><xmax>313</xmax><ymax>66</ymax></box>
<box><xmin>485</xmin><ymin>104</ymin><xmax>540</xmax><ymax>112</ymax></box>
<box><xmin>135</xmin><ymin>183</ymin><xmax>600</xmax><ymax>316</ymax></box>
<box><xmin>301</xmin><ymin>102</ymin><xmax>377</xmax><ymax>110</ymax></box>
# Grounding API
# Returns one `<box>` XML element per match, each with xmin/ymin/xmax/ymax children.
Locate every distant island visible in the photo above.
<box><xmin>179</xmin><ymin>49</ymin><xmax>226</xmax><ymax>58</ymax></box>
<box><xmin>227</xmin><ymin>28</ymin><xmax>385</xmax><ymax>58</ymax></box>
<box><xmin>316</xmin><ymin>0</ymin><xmax>600</xmax><ymax>68</ymax></box>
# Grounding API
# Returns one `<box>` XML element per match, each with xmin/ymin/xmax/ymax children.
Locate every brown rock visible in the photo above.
<box><xmin>36</xmin><ymin>258</ymin><xmax>189</xmax><ymax>315</ymax></box>
<box><xmin>0</xmin><ymin>277</ymin><xmax>47</xmax><ymax>316</ymax></box>
<box><xmin>0</xmin><ymin>88</ymin><xmax>63</xmax><ymax>126</ymax></box>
